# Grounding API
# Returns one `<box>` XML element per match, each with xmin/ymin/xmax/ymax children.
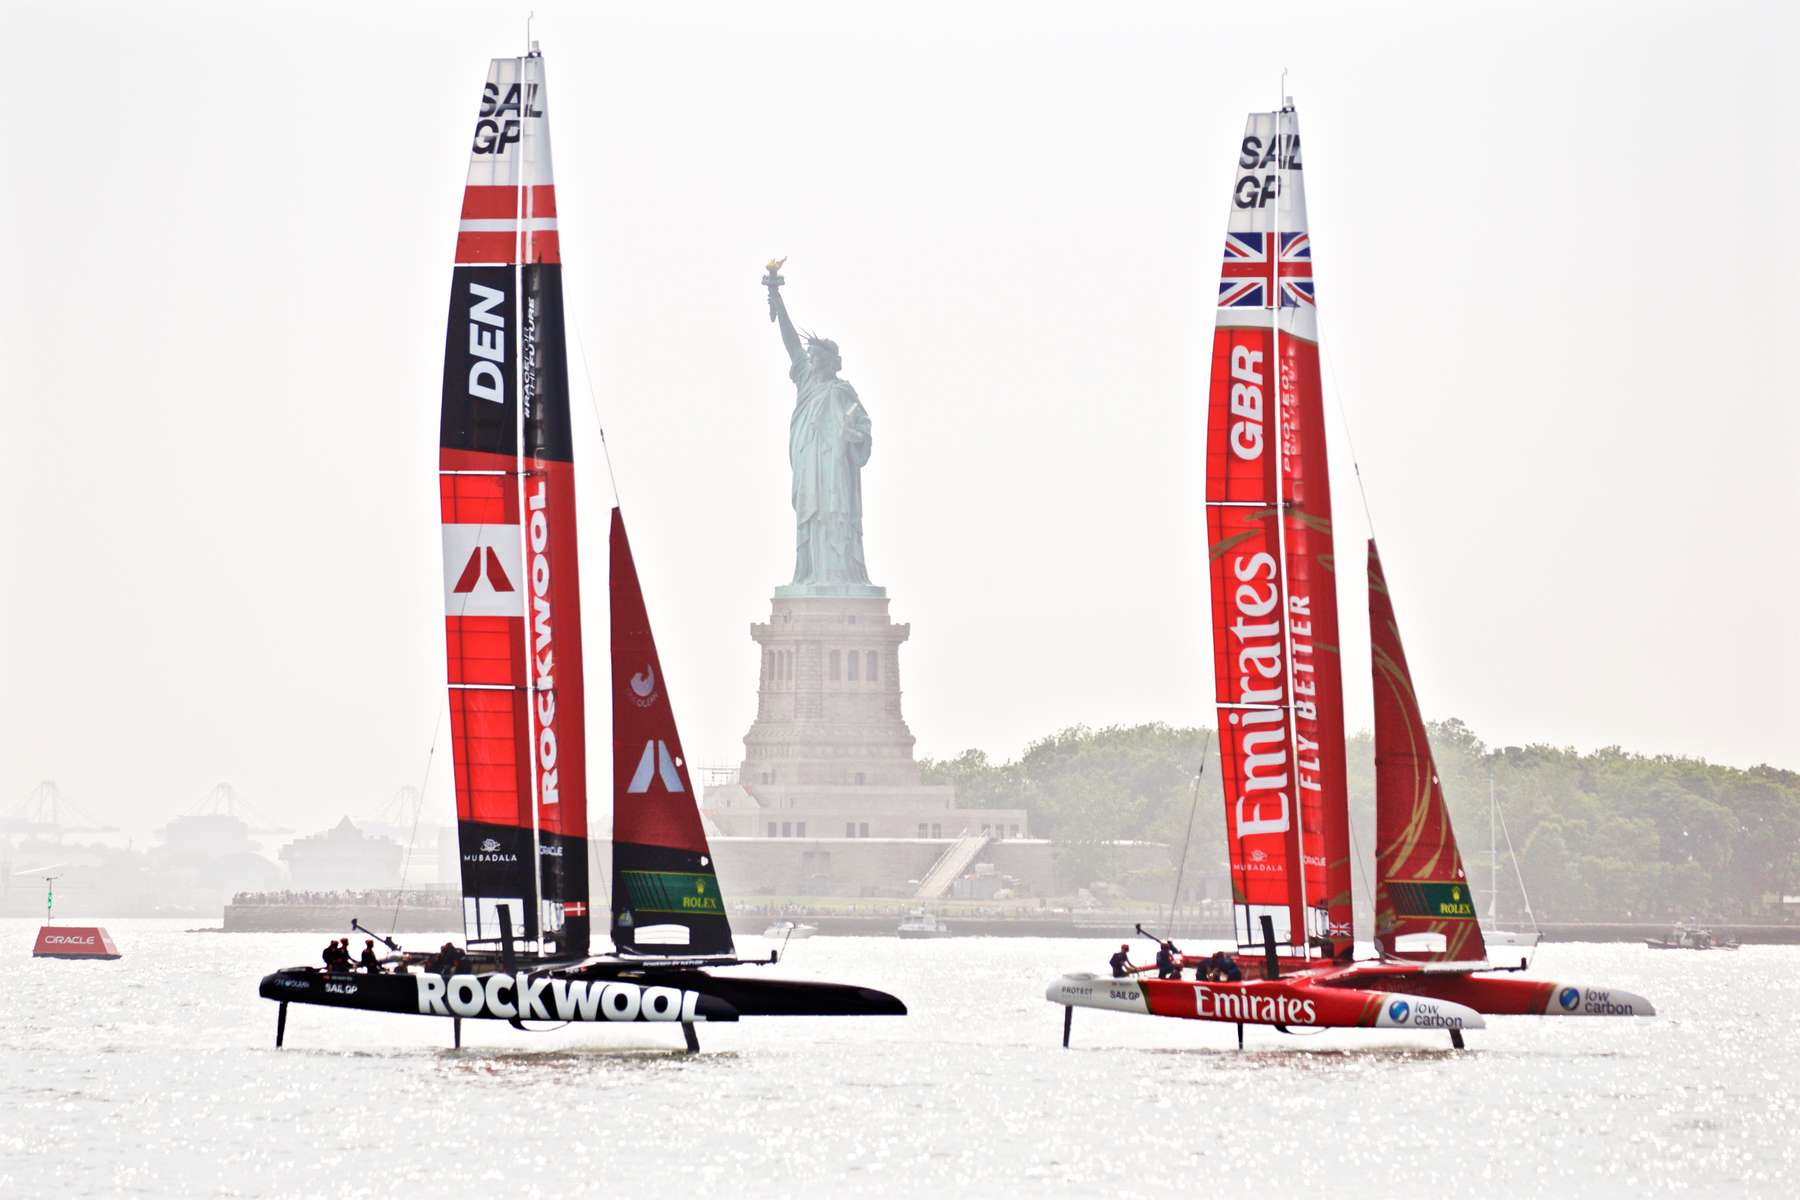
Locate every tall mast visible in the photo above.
<box><xmin>514</xmin><ymin>50</ymin><xmax>543</xmax><ymax>954</ymax></box>
<box><xmin>1269</xmin><ymin>93</ymin><xmax>1311</xmax><ymax>955</ymax></box>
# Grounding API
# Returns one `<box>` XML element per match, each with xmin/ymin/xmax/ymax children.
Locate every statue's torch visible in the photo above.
<box><xmin>763</xmin><ymin>256</ymin><xmax>787</xmax><ymax>321</ymax></box>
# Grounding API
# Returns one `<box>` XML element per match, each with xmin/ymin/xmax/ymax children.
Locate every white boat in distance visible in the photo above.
<box><xmin>763</xmin><ymin>921</ymin><xmax>818</xmax><ymax>940</ymax></box>
<box><xmin>897</xmin><ymin>910</ymin><xmax>953</xmax><ymax>939</ymax></box>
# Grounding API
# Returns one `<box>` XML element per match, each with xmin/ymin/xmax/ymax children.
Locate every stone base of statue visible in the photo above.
<box><xmin>701</xmin><ymin>584</ymin><xmax>1039</xmax><ymax>898</ymax></box>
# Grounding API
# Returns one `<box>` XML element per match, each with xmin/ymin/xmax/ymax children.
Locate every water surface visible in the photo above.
<box><xmin>3</xmin><ymin>920</ymin><xmax>1793</xmax><ymax>1196</ymax></box>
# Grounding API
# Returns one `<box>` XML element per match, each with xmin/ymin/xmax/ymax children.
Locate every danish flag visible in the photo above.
<box><xmin>564</xmin><ymin>901</ymin><xmax>588</xmax><ymax>918</ymax></box>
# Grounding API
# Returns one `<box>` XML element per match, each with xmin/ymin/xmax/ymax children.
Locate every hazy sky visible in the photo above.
<box><xmin>3</xmin><ymin>0</ymin><xmax>1795</xmax><ymax>837</ymax></box>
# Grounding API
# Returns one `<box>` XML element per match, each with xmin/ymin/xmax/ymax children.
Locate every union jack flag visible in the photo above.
<box><xmin>1218</xmin><ymin>231</ymin><xmax>1315</xmax><ymax>308</ymax></box>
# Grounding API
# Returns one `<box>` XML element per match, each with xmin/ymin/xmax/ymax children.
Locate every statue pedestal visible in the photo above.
<box><xmin>709</xmin><ymin>588</ymin><xmax>1028</xmax><ymax>848</ymax></box>
<box><xmin>741</xmin><ymin>592</ymin><xmax>920</xmax><ymax>794</ymax></box>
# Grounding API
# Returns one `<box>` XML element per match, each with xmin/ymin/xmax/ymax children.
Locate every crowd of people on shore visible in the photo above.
<box><xmin>234</xmin><ymin>889</ymin><xmax>452</xmax><ymax>909</ymax></box>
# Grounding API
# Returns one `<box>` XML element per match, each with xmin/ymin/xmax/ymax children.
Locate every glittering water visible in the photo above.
<box><xmin>3</xmin><ymin>919</ymin><xmax>1795</xmax><ymax>1196</ymax></box>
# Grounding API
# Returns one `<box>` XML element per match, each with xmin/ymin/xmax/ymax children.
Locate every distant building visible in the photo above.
<box><xmin>278</xmin><ymin>816</ymin><xmax>403</xmax><ymax>891</ymax></box>
<box><xmin>159</xmin><ymin>812</ymin><xmax>256</xmax><ymax>859</ymax></box>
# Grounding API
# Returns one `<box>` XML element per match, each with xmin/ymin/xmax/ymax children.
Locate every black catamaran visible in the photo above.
<box><xmin>259</xmin><ymin>46</ymin><xmax>904</xmax><ymax>1050</ymax></box>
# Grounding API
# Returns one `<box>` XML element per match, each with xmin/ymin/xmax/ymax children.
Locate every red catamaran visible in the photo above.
<box><xmin>259</xmin><ymin>45</ymin><xmax>903</xmax><ymax>1050</ymax></box>
<box><xmin>1047</xmin><ymin>100</ymin><xmax>1653</xmax><ymax>1047</ymax></box>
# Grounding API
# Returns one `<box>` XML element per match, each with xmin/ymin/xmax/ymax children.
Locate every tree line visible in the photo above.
<box><xmin>921</xmin><ymin>721</ymin><xmax>1800</xmax><ymax>923</ymax></box>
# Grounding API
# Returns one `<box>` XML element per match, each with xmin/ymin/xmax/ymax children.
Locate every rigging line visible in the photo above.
<box><xmin>1164</xmin><ymin>729</ymin><xmax>1214</xmax><ymax>944</ymax></box>
<box><xmin>389</xmin><ymin>703</ymin><xmax>446</xmax><ymax>936</ymax></box>
<box><xmin>1313</xmin><ymin>306</ymin><xmax>1378</xmax><ymax>541</ymax></box>
<box><xmin>572</xmin><ymin>326</ymin><xmax>623</xmax><ymax>507</ymax></box>
<box><xmin>1492</xmin><ymin>773</ymin><xmax>1541</xmax><ymax>969</ymax></box>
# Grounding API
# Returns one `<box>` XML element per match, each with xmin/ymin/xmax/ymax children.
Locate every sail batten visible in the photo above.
<box><xmin>1206</xmin><ymin>107</ymin><xmax>1353</xmax><ymax>955</ymax></box>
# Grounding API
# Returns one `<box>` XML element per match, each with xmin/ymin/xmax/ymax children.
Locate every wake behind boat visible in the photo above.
<box><xmin>1049</xmin><ymin>99</ymin><xmax>1652</xmax><ymax>1049</ymax></box>
<box><xmin>259</xmin><ymin>46</ymin><xmax>903</xmax><ymax>1050</ymax></box>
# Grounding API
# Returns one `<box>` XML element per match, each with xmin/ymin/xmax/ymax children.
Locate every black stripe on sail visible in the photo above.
<box><xmin>537</xmin><ymin>829</ymin><xmax>590</xmax><ymax>959</ymax></box>
<box><xmin>611</xmin><ymin>842</ymin><xmax>734</xmax><ymax>957</ymax></box>
<box><xmin>520</xmin><ymin>263</ymin><xmax>573</xmax><ymax>464</ymax></box>
<box><xmin>457</xmin><ymin>821</ymin><xmax>539</xmax><ymax>942</ymax></box>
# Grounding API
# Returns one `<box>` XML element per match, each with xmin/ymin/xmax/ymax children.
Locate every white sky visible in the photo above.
<box><xmin>3</xmin><ymin>0</ymin><xmax>1795</xmax><ymax>837</ymax></box>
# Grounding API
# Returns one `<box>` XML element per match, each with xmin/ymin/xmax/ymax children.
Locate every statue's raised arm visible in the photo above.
<box><xmin>762</xmin><ymin>257</ymin><xmax>804</xmax><ymax>369</ymax></box>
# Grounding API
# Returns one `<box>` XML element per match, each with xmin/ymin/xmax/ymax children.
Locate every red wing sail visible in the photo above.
<box><xmin>1207</xmin><ymin>107</ymin><xmax>1353</xmax><ymax>955</ymax></box>
<box><xmin>1368</xmin><ymin>540</ymin><xmax>1485</xmax><ymax>963</ymax></box>
<box><xmin>440</xmin><ymin>52</ymin><xmax>588</xmax><ymax>957</ymax></box>
<box><xmin>608</xmin><ymin>509</ymin><xmax>734</xmax><ymax>957</ymax></box>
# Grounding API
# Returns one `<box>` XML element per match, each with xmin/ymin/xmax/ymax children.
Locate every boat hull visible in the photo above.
<box><xmin>260</xmin><ymin>965</ymin><xmax>908</xmax><ymax>1022</ymax></box>
<box><xmin>261</xmin><ymin>968</ymin><xmax>739</xmax><ymax>1024</ymax></box>
<box><xmin>1045</xmin><ymin>972</ymin><xmax>1484</xmax><ymax>1032</ymax></box>
<box><xmin>1329</xmin><ymin>967</ymin><xmax>1655</xmax><ymax>1017</ymax></box>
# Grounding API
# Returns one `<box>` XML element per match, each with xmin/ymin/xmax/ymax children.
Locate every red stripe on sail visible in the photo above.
<box><xmin>438</xmin><ymin>465</ymin><xmax>519</xmax><ymax>524</ymax></box>
<box><xmin>1207</xmin><ymin>323</ymin><xmax>1304</xmax><ymax>942</ymax></box>
<box><xmin>524</xmin><ymin>230</ymin><xmax>559</xmax><ymax>264</ymax></box>
<box><xmin>460</xmin><ymin>185</ymin><xmax>557</xmax><ymax>220</ymax></box>
<box><xmin>444</xmin><ymin>616</ymin><xmax>522</xmax><ymax>687</ymax></box>
<box><xmin>449</xmin><ymin>686</ymin><xmax>532</xmax><ymax>829</ymax></box>
<box><xmin>1275</xmin><ymin>331</ymin><xmax>1353</xmax><ymax>950</ymax></box>
<box><xmin>456</xmin><ymin>231</ymin><xmax>518</xmax><ymax>264</ymax></box>
<box><xmin>523</xmin><ymin>459</ymin><xmax>587</xmax><ymax>840</ymax></box>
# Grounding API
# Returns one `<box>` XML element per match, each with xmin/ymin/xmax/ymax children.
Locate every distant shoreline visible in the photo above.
<box><xmin>184</xmin><ymin>901</ymin><xmax>1800</xmax><ymax>943</ymax></box>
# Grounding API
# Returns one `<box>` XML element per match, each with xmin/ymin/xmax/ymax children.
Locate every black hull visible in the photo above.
<box><xmin>619</xmin><ymin>970</ymin><xmax>908</xmax><ymax>1017</ymax></box>
<box><xmin>259</xmin><ymin>965</ymin><xmax>906</xmax><ymax>1024</ymax></box>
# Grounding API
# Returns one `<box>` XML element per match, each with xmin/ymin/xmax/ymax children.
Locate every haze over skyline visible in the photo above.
<box><xmin>4</xmin><ymin>0</ymin><xmax>1795</xmax><ymax>838</ymax></box>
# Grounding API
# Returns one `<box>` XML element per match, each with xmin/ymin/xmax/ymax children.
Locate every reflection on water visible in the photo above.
<box><xmin>2</xmin><ymin>920</ymin><xmax>1797</xmax><ymax>1196</ymax></box>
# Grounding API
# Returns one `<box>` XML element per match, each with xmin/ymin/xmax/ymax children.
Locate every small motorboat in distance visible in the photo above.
<box><xmin>897</xmin><ymin>909</ymin><xmax>953</xmax><ymax>939</ymax></box>
<box><xmin>763</xmin><ymin>921</ymin><xmax>818</xmax><ymax>940</ymax></box>
<box><xmin>1646</xmin><ymin>924</ymin><xmax>1738</xmax><ymax>950</ymax></box>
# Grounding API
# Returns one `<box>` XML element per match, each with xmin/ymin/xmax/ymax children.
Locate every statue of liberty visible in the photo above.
<box><xmin>762</xmin><ymin>260</ymin><xmax>875</xmax><ymax>591</ymax></box>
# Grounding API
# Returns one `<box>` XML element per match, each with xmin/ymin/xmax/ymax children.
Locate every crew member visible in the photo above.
<box><xmin>358</xmin><ymin>939</ymin><xmax>384</xmax><ymax>974</ymax></box>
<box><xmin>321</xmin><ymin>939</ymin><xmax>339</xmax><ymax>971</ymax></box>
<box><xmin>1109</xmin><ymin>943</ymin><xmax>1134</xmax><ymax>978</ymax></box>
<box><xmin>1155</xmin><ymin>940</ymin><xmax>1180</xmax><ymax>980</ymax></box>
<box><xmin>1202</xmin><ymin>950</ymin><xmax>1242</xmax><ymax>982</ymax></box>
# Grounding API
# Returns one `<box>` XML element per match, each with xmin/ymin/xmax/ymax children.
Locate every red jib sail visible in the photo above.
<box><xmin>439</xmin><ymin>51</ymin><xmax>589</xmax><ymax>958</ymax></box>
<box><xmin>608</xmin><ymin>509</ymin><xmax>734</xmax><ymax>957</ymax></box>
<box><xmin>1206</xmin><ymin>106</ymin><xmax>1353</xmax><ymax>954</ymax></box>
<box><xmin>1368</xmin><ymin>540</ymin><xmax>1486</xmax><ymax>964</ymax></box>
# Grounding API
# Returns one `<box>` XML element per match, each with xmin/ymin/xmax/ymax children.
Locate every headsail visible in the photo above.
<box><xmin>439</xmin><ymin>52</ymin><xmax>590</xmax><ymax>958</ymax></box>
<box><xmin>608</xmin><ymin>510</ymin><xmax>734</xmax><ymax>957</ymax></box>
<box><xmin>1368</xmin><ymin>540</ymin><xmax>1485</xmax><ymax>964</ymax></box>
<box><xmin>1205</xmin><ymin>106</ymin><xmax>1353</xmax><ymax>955</ymax></box>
